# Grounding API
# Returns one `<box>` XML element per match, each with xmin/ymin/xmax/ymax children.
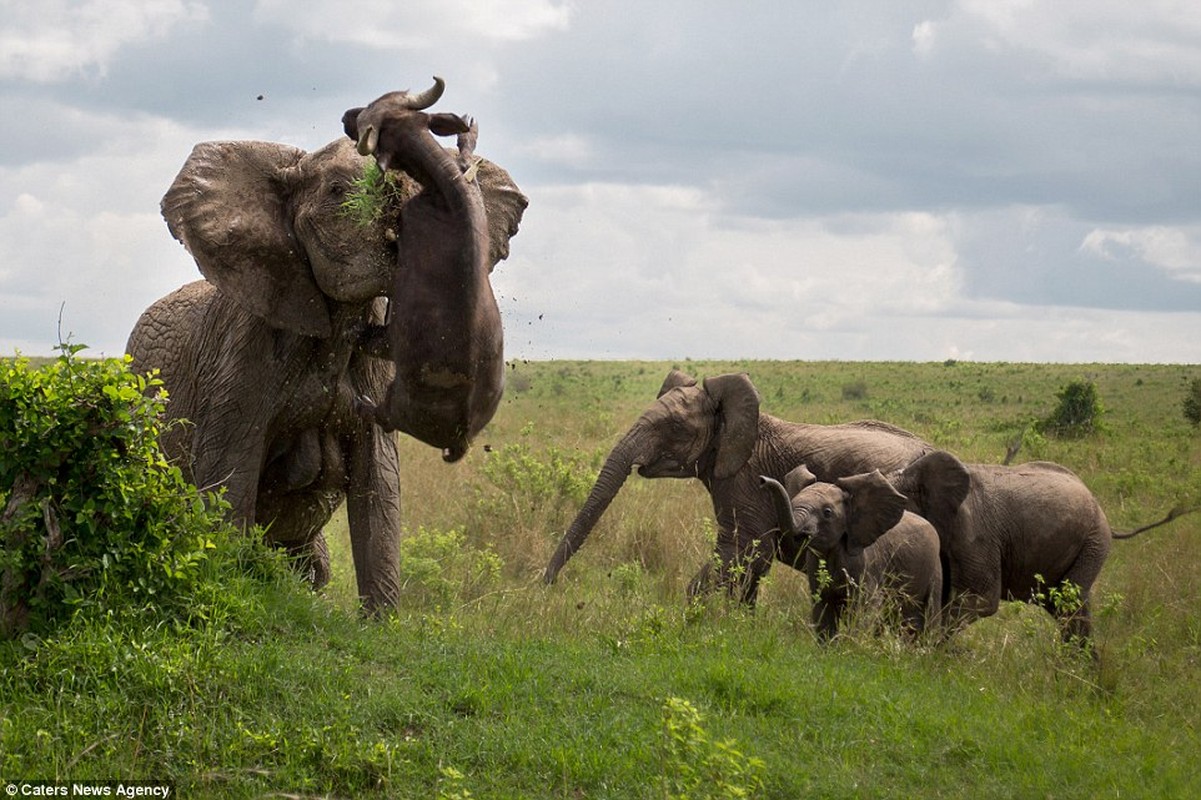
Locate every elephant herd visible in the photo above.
<box><xmin>543</xmin><ymin>369</ymin><xmax>1190</xmax><ymax>646</ymax></box>
<box><xmin>128</xmin><ymin>78</ymin><xmax>1187</xmax><ymax>649</ymax></box>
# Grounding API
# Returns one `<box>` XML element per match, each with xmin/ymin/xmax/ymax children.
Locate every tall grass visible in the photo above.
<box><xmin>3</xmin><ymin>360</ymin><xmax>1199</xmax><ymax>797</ymax></box>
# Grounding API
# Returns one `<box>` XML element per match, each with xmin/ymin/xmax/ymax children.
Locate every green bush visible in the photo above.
<box><xmin>0</xmin><ymin>345</ymin><xmax>247</xmax><ymax>637</ymax></box>
<box><xmin>397</xmin><ymin>525</ymin><xmax>503</xmax><ymax>609</ymax></box>
<box><xmin>1183</xmin><ymin>377</ymin><xmax>1201</xmax><ymax>428</ymax></box>
<box><xmin>477</xmin><ymin>435</ymin><xmax>598</xmax><ymax>512</ymax></box>
<box><xmin>841</xmin><ymin>380</ymin><xmax>869</xmax><ymax>401</ymax></box>
<box><xmin>1038</xmin><ymin>379</ymin><xmax>1105</xmax><ymax>438</ymax></box>
<box><xmin>659</xmin><ymin>696</ymin><xmax>765</xmax><ymax>799</ymax></box>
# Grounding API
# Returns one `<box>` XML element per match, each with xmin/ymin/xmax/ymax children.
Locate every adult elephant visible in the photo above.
<box><xmin>127</xmin><ymin>115</ymin><xmax>527</xmax><ymax>612</ymax></box>
<box><xmin>892</xmin><ymin>452</ymin><xmax>1193</xmax><ymax>645</ymax></box>
<box><xmin>542</xmin><ymin>369</ymin><xmax>970</xmax><ymax>604</ymax></box>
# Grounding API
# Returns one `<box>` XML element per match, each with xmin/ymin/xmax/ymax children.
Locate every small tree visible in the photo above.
<box><xmin>1183</xmin><ymin>378</ymin><xmax>1201</xmax><ymax>428</ymax></box>
<box><xmin>1</xmin><ymin>345</ymin><xmax>244</xmax><ymax>637</ymax></box>
<box><xmin>1038</xmin><ymin>379</ymin><xmax>1105</xmax><ymax>438</ymax></box>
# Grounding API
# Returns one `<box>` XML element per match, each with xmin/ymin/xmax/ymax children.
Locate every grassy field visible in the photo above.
<box><xmin>3</xmin><ymin>359</ymin><xmax>1200</xmax><ymax>798</ymax></box>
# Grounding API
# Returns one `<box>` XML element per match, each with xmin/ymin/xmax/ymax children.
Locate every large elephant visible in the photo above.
<box><xmin>891</xmin><ymin>452</ymin><xmax>1192</xmax><ymax>645</ymax></box>
<box><xmin>760</xmin><ymin>467</ymin><xmax>942</xmax><ymax>639</ymax></box>
<box><xmin>127</xmin><ymin>118</ymin><xmax>527</xmax><ymax>612</ymax></box>
<box><xmin>542</xmin><ymin>369</ymin><xmax>969</xmax><ymax>604</ymax></box>
<box><xmin>341</xmin><ymin>78</ymin><xmax>504</xmax><ymax>463</ymax></box>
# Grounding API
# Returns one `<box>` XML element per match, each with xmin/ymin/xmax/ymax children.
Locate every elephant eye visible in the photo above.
<box><xmin>822</xmin><ymin>506</ymin><xmax>834</xmax><ymax>519</ymax></box>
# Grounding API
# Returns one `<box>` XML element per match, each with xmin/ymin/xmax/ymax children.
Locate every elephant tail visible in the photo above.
<box><xmin>1112</xmin><ymin>504</ymin><xmax>1200</xmax><ymax>540</ymax></box>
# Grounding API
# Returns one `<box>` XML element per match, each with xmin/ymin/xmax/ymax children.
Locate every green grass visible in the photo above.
<box><xmin>3</xmin><ymin>360</ymin><xmax>1201</xmax><ymax>797</ymax></box>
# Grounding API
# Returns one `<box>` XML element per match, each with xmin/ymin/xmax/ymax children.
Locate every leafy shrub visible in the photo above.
<box><xmin>0</xmin><ymin>346</ymin><xmax>246</xmax><ymax>637</ymax></box>
<box><xmin>478</xmin><ymin>437</ymin><xmax>598</xmax><ymax>513</ymax></box>
<box><xmin>1183</xmin><ymin>377</ymin><xmax>1201</xmax><ymax>428</ymax></box>
<box><xmin>396</xmin><ymin>525</ymin><xmax>503</xmax><ymax>609</ymax></box>
<box><xmin>659</xmin><ymin>696</ymin><xmax>765</xmax><ymax>799</ymax></box>
<box><xmin>1038</xmin><ymin>379</ymin><xmax>1105</xmax><ymax>438</ymax></box>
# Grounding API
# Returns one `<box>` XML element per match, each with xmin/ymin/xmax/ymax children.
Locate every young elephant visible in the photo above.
<box><xmin>892</xmin><ymin>452</ymin><xmax>1194</xmax><ymax>646</ymax></box>
<box><xmin>760</xmin><ymin>467</ymin><xmax>942</xmax><ymax>639</ymax></box>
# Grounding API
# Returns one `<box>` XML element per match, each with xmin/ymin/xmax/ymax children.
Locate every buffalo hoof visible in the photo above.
<box><xmin>442</xmin><ymin>443</ymin><xmax>468</xmax><ymax>463</ymax></box>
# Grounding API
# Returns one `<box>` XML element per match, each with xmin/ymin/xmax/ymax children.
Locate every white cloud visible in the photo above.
<box><xmin>914</xmin><ymin>0</ymin><xmax>1201</xmax><ymax>86</ymax></box>
<box><xmin>0</xmin><ymin>109</ymin><xmax>230</xmax><ymax>355</ymax></box>
<box><xmin>253</xmin><ymin>0</ymin><xmax>571</xmax><ymax>48</ymax></box>
<box><xmin>498</xmin><ymin>183</ymin><xmax>964</xmax><ymax>358</ymax></box>
<box><xmin>1080</xmin><ymin>225</ymin><xmax>1201</xmax><ymax>283</ymax></box>
<box><xmin>520</xmin><ymin>134</ymin><xmax>597</xmax><ymax>167</ymax></box>
<box><xmin>0</xmin><ymin>0</ymin><xmax>208</xmax><ymax>82</ymax></box>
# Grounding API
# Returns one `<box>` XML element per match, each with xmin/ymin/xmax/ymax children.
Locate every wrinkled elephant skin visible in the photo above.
<box><xmin>128</xmin><ymin>123</ymin><xmax>526</xmax><ymax>613</ymax></box>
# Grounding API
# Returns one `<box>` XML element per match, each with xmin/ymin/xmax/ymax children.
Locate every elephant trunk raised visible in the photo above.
<box><xmin>543</xmin><ymin>422</ymin><xmax>652</xmax><ymax>584</ymax></box>
<box><xmin>759</xmin><ymin>476</ymin><xmax>802</xmax><ymax>540</ymax></box>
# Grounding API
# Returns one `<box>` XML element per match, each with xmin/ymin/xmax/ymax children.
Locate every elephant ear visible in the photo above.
<box><xmin>837</xmin><ymin>470</ymin><xmax>907</xmax><ymax>557</ymax></box>
<box><xmin>702</xmin><ymin>373</ymin><xmax>761</xmax><ymax>480</ymax></box>
<box><xmin>894</xmin><ymin>450</ymin><xmax>970</xmax><ymax>549</ymax></box>
<box><xmin>657</xmin><ymin>369</ymin><xmax>697</xmax><ymax>398</ymax></box>
<box><xmin>475</xmin><ymin>158</ymin><xmax>529</xmax><ymax>271</ymax></box>
<box><xmin>161</xmin><ymin>140</ymin><xmax>333</xmax><ymax>338</ymax></box>
<box><xmin>783</xmin><ymin>464</ymin><xmax>818</xmax><ymax>498</ymax></box>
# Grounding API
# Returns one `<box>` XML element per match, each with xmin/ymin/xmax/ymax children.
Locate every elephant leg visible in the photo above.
<box><xmin>281</xmin><ymin>533</ymin><xmax>331</xmax><ymax>591</ymax></box>
<box><xmin>687</xmin><ymin>547</ymin><xmax>770</xmax><ymax>605</ymax></box>
<box><xmin>1048</xmin><ymin>538</ymin><xmax>1107</xmax><ymax>650</ymax></box>
<box><xmin>686</xmin><ymin>560</ymin><xmax>716</xmax><ymax>599</ymax></box>
<box><xmin>1057</xmin><ymin>595</ymin><xmax>1094</xmax><ymax>649</ymax></box>
<box><xmin>941</xmin><ymin>583</ymin><xmax>1001</xmax><ymax>637</ymax></box>
<box><xmin>346</xmin><ymin>423</ymin><xmax>401</xmax><ymax>614</ymax></box>
<box><xmin>811</xmin><ymin>595</ymin><xmax>842</xmax><ymax>641</ymax></box>
<box><xmin>190</xmin><ymin>413</ymin><xmax>266</xmax><ymax>529</ymax></box>
<box><xmin>806</xmin><ymin>561</ymin><xmax>844</xmax><ymax>641</ymax></box>
<box><xmin>722</xmin><ymin>548</ymin><xmax>772</xmax><ymax>605</ymax></box>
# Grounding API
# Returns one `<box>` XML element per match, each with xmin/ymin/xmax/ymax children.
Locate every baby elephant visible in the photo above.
<box><xmin>760</xmin><ymin>466</ymin><xmax>942</xmax><ymax>640</ymax></box>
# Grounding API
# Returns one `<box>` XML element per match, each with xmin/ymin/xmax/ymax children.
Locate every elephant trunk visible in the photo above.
<box><xmin>759</xmin><ymin>476</ymin><xmax>801</xmax><ymax>539</ymax></box>
<box><xmin>543</xmin><ymin>424</ymin><xmax>650</xmax><ymax>584</ymax></box>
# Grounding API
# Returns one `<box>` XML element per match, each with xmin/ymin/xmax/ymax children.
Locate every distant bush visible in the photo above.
<box><xmin>1038</xmin><ymin>379</ymin><xmax>1105</xmax><ymax>438</ymax></box>
<box><xmin>1183</xmin><ymin>378</ymin><xmax>1201</xmax><ymax>428</ymax></box>
<box><xmin>841</xmin><ymin>380</ymin><xmax>868</xmax><ymax>401</ymax></box>
<box><xmin>0</xmin><ymin>345</ymin><xmax>251</xmax><ymax>637</ymax></box>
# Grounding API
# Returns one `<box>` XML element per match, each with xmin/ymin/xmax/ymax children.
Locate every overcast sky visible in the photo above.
<box><xmin>2</xmin><ymin>1</ymin><xmax>1199</xmax><ymax>362</ymax></box>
